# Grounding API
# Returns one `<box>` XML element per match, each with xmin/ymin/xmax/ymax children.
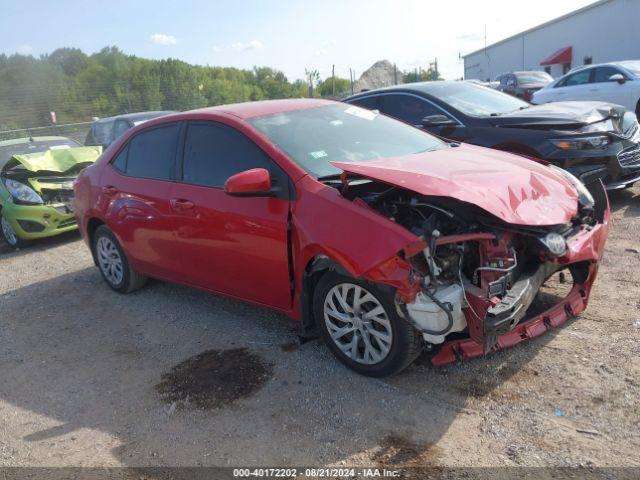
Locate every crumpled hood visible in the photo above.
<box><xmin>490</xmin><ymin>101</ymin><xmax>625</xmax><ymax>130</ymax></box>
<box><xmin>332</xmin><ymin>143</ymin><xmax>579</xmax><ymax>226</ymax></box>
<box><xmin>6</xmin><ymin>146</ymin><xmax>102</xmax><ymax>173</ymax></box>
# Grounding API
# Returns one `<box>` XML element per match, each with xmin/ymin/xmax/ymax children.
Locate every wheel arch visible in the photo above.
<box><xmin>86</xmin><ymin>217</ymin><xmax>105</xmax><ymax>265</ymax></box>
<box><xmin>299</xmin><ymin>255</ymin><xmax>352</xmax><ymax>340</ymax></box>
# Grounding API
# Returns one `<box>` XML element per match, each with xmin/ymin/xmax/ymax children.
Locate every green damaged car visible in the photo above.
<box><xmin>0</xmin><ymin>136</ymin><xmax>102</xmax><ymax>248</ymax></box>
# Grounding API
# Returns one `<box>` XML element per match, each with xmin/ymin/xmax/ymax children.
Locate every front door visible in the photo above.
<box><xmin>168</xmin><ymin>121</ymin><xmax>292</xmax><ymax>310</ymax></box>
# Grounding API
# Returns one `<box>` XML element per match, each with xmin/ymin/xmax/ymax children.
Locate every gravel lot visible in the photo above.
<box><xmin>0</xmin><ymin>187</ymin><xmax>638</xmax><ymax>470</ymax></box>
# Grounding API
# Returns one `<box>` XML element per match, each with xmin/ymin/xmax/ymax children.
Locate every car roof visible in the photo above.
<box><xmin>185</xmin><ymin>98</ymin><xmax>334</xmax><ymax>120</ymax></box>
<box><xmin>0</xmin><ymin>136</ymin><xmax>73</xmax><ymax>147</ymax></box>
<box><xmin>93</xmin><ymin>111</ymin><xmax>176</xmax><ymax>124</ymax></box>
<box><xmin>347</xmin><ymin>80</ymin><xmax>467</xmax><ymax>99</ymax></box>
<box><xmin>567</xmin><ymin>61</ymin><xmax>640</xmax><ymax>74</ymax></box>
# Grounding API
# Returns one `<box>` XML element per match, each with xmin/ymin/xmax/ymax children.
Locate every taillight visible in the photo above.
<box><xmin>523</xmin><ymin>89</ymin><xmax>533</xmax><ymax>102</ymax></box>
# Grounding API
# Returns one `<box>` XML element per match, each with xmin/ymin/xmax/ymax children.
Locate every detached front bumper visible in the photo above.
<box><xmin>430</xmin><ymin>188</ymin><xmax>610</xmax><ymax>366</ymax></box>
<box><xmin>1</xmin><ymin>200</ymin><xmax>77</xmax><ymax>240</ymax></box>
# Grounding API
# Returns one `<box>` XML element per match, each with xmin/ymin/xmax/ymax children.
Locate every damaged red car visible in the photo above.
<box><xmin>74</xmin><ymin>99</ymin><xmax>610</xmax><ymax>377</ymax></box>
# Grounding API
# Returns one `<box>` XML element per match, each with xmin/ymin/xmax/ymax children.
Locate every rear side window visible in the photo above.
<box><xmin>125</xmin><ymin>124</ymin><xmax>178</xmax><ymax>180</ymax></box>
<box><xmin>380</xmin><ymin>94</ymin><xmax>443</xmax><ymax>125</ymax></box>
<box><xmin>557</xmin><ymin>69</ymin><xmax>592</xmax><ymax>87</ymax></box>
<box><xmin>182</xmin><ymin>122</ymin><xmax>273</xmax><ymax>188</ymax></box>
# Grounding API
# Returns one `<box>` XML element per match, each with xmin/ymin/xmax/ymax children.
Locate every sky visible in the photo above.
<box><xmin>0</xmin><ymin>0</ymin><xmax>596</xmax><ymax>81</ymax></box>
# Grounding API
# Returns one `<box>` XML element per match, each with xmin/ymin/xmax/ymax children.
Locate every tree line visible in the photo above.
<box><xmin>0</xmin><ymin>46</ymin><xmax>436</xmax><ymax>130</ymax></box>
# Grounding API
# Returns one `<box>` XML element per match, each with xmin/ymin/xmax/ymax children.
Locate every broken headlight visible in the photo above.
<box><xmin>540</xmin><ymin>232</ymin><xmax>567</xmax><ymax>257</ymax></box>
<box><xmin>550</xmin><ymin>135</ymin><xmax>611</xmax><ymax>150</ymax></box>
<box><xmin>549</xmin><ymin>165</ymin><xmax>594</xmax><ymax>209</ymax></box>
<box><xmin>3</xmin><ymin>179</ymin><xmax>43</xmax><ymax>205</ymax></box>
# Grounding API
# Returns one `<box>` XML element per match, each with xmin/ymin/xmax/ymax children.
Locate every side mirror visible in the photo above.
<box><xmin>421</xmin><ymin>114</ymin><xmax>456</xmax><ymax>128</ymax></box>
<box><xmin>609</xmin><ymin>73</ymin><xmax>626</xmax><ymax>84</ymax></box>
<box><xmin>224</xmin><ymin>168</ymin><xmax>273</xmax><ymax>197</ymax></box>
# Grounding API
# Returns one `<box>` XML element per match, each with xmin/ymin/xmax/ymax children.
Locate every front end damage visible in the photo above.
<box><xmin>347</xmin><ymin>177</ymin><xmax>610</xmax><ymax>365</ymax></box>
<box><xmin>0</xmin><ymin>147</ymin><xmax>101</xmax><ymax>240</ymax></box>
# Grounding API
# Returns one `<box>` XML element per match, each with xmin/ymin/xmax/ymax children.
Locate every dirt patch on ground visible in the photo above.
<box><xmin>155</xmin><ymin>348</ymin><xmax>273</xmax><ymax>410</ymax></box>
<box><xmin>372</xmin><ymin>434</ymin><xmax>443</xmax><ymax>471</ymax></box>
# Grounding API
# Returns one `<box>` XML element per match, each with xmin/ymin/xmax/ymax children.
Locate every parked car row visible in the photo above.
<box><xmin>345</xmin><ymin>80</ymin><xmax>640</xmax><ymax>190</ymax></box>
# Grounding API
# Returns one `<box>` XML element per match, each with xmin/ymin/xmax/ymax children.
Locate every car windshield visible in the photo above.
<box><xmin>424</xmin><ymin>82</ymin><xmax>530</xmax><ymax>117</ymax></box>
<box><xmin>0</xmin><ymin>139</ymin><xmax>79</xmax><ymax>169</ymax></box>
<box><xmin>515</xmin><ymin>72</ymin><xmax>553</xmax><ymax>83</ymax></box>
<box><xmin>249</xmin><ymin>104</ymin><xmax>446</xmax><ymax>178</ymax></box>
<box><xmin>620</xmin><ymin>61</ymin><xmax>640</xmax><ymax>77</ymax></box>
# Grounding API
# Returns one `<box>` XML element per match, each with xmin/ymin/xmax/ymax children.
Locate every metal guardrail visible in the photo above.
<box><xmin>0</xmin><ymin>122</ymin><xmax>92</xmax><ymax>145</ymax></box>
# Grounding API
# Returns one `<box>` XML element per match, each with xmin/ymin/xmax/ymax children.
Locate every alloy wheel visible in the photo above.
<box><xmin>1</xmin><ymin>216</ymin><xmax>18</xmax><ymax>247</ymax></box>
<box><xmin>323</xmin><ymin>283</ymin><xmax>393</xmax><ymax>365</ymax></box>
<box><xmin>96</xmin><ymin>236</ymin><xmax>124</xmax><ymax>286</ymax></box>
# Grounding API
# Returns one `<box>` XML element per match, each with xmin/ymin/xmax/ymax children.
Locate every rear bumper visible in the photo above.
<box><xmin>1</xmin><ymin>201</ymin><xmax>77</xmax><ymax>240</ymax></box>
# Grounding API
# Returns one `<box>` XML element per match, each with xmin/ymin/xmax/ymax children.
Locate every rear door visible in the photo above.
<box><xmin>589</xmin><ymin>66</ymin><xmax>633</xmax><ymax>109</ymax></box>
<box><xmin>100</xmin><ymin>123</ymin><xmax>181</xmax><ymax>279</ymax></box>
<box><xmin>168</xmin><ymin>120</ymin><xmax>292</xmax><ymax>309</ymax></box>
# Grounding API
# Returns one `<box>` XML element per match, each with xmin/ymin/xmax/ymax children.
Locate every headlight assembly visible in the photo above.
<box><xmin>550</xmin><ymin>135</ymin><xmax>611</xmax><ymax>150</ymax></box>
<box><xmin>549</xmin><ymin>165</ymin><xmax>595</xmax><ymax>209</ymax></box>
<box><xmin>3</xmin><ymin>179</ymin><xmax>43</xmax><ymax>205</ymax></box>
<box><xmin>540</xmin><ymin>232</ymin><xmax>567</xmax><ymax>257</ymax></box>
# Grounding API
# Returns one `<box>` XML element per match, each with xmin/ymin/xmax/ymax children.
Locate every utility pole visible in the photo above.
<box><xmin>349</xmin><ymin>68</ymin><xmax>354</xmax><ymax>95</ymax></box>
<box><xmin>394</xmin><ymin>63</ymin><xmax>397</xmax><ymax>85</ymax></box>
<box><xmin>332</xmin><ymin>64</ymin><xmax>335</xmax><ymax>97</ymax></box>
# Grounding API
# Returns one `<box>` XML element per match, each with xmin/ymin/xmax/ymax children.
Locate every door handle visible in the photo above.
<box><xmin>102</xmin><ymin>185</ymin><xmax>118</xmax><ymax>196</ymax></box>
<box><xmin>170</xmin><ymin>198</ymin><xmax>195</xmax><ymax>211</ymax></box>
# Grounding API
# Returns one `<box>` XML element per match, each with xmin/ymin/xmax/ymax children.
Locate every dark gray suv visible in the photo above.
<box><xmin>85</xmin><ymin>111</ymin><xmax>175</xmax><ymax>149</ymax></box>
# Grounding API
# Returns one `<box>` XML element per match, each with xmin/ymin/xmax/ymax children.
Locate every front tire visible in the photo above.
<box><xmin>1</xmin><ymin>214</ymin><xmax>26</xmax><ymax>249</ymax></box>
<box><xmin>93</xmin><ymin>225</ymin><xmax>147</xmax><ymax>293</ymax></box>
<box><xmin>313</xmin><ymin>272</ymin><xmax>423</xmax><ymax>377</ymax></box>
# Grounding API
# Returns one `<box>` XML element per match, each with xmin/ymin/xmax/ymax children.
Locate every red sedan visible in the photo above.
<box><xmin>74</xmin><ymin>99</ymin><xmax>610</xmax><ymax>377</ymax></box>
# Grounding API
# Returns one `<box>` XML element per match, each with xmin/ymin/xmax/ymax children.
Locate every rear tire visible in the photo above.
<box><xmin>93</xmin><ymin>225</ymin><xmax>147</xmax><ymax>293</ymax></box>
<box><xmin>313</xmin><ymin>271</ymin><xmax>423</xmax><ymax>377</ymax></box>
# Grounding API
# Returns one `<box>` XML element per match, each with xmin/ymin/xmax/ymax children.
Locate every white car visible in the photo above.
<box><xmin>532</xmin><ymin>61</ymin><xmax>640</xmax><ymax>117</ymax></box>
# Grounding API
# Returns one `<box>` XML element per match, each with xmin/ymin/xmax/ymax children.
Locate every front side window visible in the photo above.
<box><xmin>380</xmin><ymin>94</ymin><xmax>443</xmax><ymax>125</ymax></box>
<box><xmin>182</xmin><ymin>122</ymin><xmax>273</xmax><ymax>188</ymax></box>
<box><xmin>249</xmin><ymin>104</ymin><xmax>445</xmax><ymax>178</ymax></box>
<box><xmin>593</xmin><ymin>66</ymin><xmax>625</xmax><ymax>83</ymax></box>
<box><xmin>125</xmin><ymin>124</ymin><xmax>178</xmax><ymax>180</ymax></box>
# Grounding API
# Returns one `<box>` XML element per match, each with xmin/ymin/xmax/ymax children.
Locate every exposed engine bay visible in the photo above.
<box><xmin>333</xmin><ymin>176</ymin><xmax>605</xmax><ymax>353</ymax></box>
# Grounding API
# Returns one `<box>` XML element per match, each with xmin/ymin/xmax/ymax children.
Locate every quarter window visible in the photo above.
<box><xmin>349</xmin><ymin>96</ymin><xmax>380</xmax><ymax>111</ymax></box>
<box><xmin>182</xmin><ymin>122</ymin><xmax>275</xmax><ymax>188</ymax></box>
<box><xmin>380</xmin><ymin>94</ymin><xmax>443</xmax><ymax>125</ymax></box>
<box><xmin>125</xmin><ymin>124</ymin><xmax>178</xmax><ymax>180</ymax></box>
<box><xmin>112</xmin><ymin>145</ymin><xmax>128</xmax><ymax>172</ymax></box>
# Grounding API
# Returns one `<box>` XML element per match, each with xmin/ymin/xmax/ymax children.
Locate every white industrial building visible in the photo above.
<box><xmin>463</xmin><ymin>0</ymin><xmax>640</xmax><ymax>81</ymax></box>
